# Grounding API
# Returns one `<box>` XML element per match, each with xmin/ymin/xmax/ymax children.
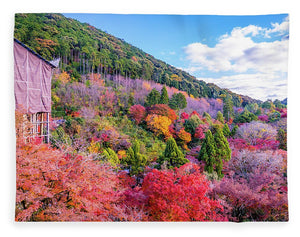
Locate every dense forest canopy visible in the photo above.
<box><xmin>14</xmin><ymin>13</ymin><xmax>261</xmax><ymax>106</ymax></box>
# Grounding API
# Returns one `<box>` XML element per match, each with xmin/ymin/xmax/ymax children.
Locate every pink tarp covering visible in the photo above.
<box><xmin>14</xmin><ymin>41</ymin><xmax>52</xmax><ymax>113</ymax></box>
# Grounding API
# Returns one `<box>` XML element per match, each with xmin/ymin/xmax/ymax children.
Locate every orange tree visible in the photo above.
<box><xmin>145</xmin><ymin>114</ymin><xmax>172</xmax><ymax>139</ymax></box>
<box><xmin>146</xmin><ymin>104</ymin><xmax>177</xmax><ymax>122</ymax></box>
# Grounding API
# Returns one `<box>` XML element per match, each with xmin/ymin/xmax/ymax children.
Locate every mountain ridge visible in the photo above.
<box><xmin>14</xmin><ymin>13</ymin><xmax>260</xmax><ymax>106</ymax></box>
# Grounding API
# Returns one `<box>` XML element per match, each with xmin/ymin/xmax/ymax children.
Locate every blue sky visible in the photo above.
<box><xmin>64</xmin><ymin>13</ymin><xmax>289</xmax><ymax>101</ymax></box>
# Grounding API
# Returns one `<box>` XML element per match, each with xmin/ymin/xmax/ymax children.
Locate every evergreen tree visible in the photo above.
<box><xmin>169</xmin><ymin>93</ymin><xmax>187</xmax><ymax>110</ymax></box>
<box><xmin>234</xmin><ymin>108</ymin><xmax>257</xmax><ymax>123</ymax></box>
<box><xmin>161</xmin><ymin>72</ymin><xmax>170</xmax><ymax>85</ymax></box>
<box><xmin>199</xmin><ymin>129</ymin><xmax>231</xmax><ymax>178</ymax></box>
<box><xmin>223</xmin><ymin>95</ymin><xmax>234</xmax><ymax>121</ymax></box>
<box><xmin>277</xmin><ymin>128</ymin><xmax>287</xmax><ymax>150</ymax></box>
<box><xmin>274</xmin><ymin>99</ymin><xmax>283</xmax><ymax>109</ymax></box>
<box><xmin>214</xmin><ymin>128</ymin><xmax>231</xmax><ymax>175</ymax></box>
<box><xmin>202</xmin><ymin>112</ymin><xmax>212</xmax><ymax>125</ymax></box>
<box><xmin>102</xmin><ymin>148</ymin><xmax>119</xmax><ymax>167</ymax></box>
<box><xmin>261</xmin><ymin>100</ymin><xmax>273</xmax><ymax>109</ymax></box>
<box><xmin>198</xmin><ymin>130</ymin><xmax>216</xmax><ymax>174</ymax></box>
<box><xmin>230</xmin><ymin>125</ymin><xmax>238</xmax><ymax>137</ymax></box>
<box><xmin>145</xmin><ymin>88</ymin><xmax>161</xmax><ymax>107</ymax></box>
<box><xmin>216</xmin><ymin>111</ymin><xmax>225</xmax><ymax>124</ymax></box>
<box><xmin>158</xmin><ymin>137</ymin><xmax>188</xmax><ymax>169</ymax></box>
<box><xmin>160</xmin><ymin>86</ymin><xmax>169</xmax><ymax>104</ymax></box>
<box><xmin>122</xmin><ymin>140</ymin><xmax>147</xmax><ymax>175</ymax></box>
<box><xmin>203</xmin><ymin>112</ymin><xmax>212</xmax><ymax>120</ymax></box>
<box><xmin>184</xmin><ymin>114</ymin><xmax>201</xmax><ymax>135</ymax></box>
<box><xmin>127</xmin><ymin>92</ymin><xmax>135</xmax><ymax>107</ymax></box>
<box><xmin>222</xmin><ymin>123</ymin><xmax>231</xmax><ymax>138</ymax></box>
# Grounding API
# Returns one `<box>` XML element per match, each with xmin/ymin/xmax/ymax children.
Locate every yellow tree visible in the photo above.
<box><xmin>145</xmin><ymin>114</ymin><xmax>172</xmax><ymax>139</ymax></box>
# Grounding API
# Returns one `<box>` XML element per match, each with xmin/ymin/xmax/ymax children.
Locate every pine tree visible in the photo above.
<box><xmin>160</xmin><ymin>86</ymin><xmax>169</xmax><ymax>104</ymax></box>
<box><xmin>102</xmin><ymin>148</ymin><xmax>119</xmax><ymax>167</ymax></box>
<box><xmin>222</xmin><ymin>123</ymin><xmax>231</xmax><ymax>137</ymax></box>
<box><xmin>169</xmin><ymin>93</ymin><xmax>187</xmax><ymax>110</ymax></box>
<box><xmin>223</xmin><ymin>95</ymin><xmax>234</xmax><ymax>121</ymax></box>
<box><xmin>145</xmin><ymin>88</ymin><xmax>161</xmax><ymax>107</ymax></box>
<box><xmin>128</xmin><ymin>92</ymin><xmax>135</xmax><ymax>107</ymax></box>
<box><xmin>214</xmin><ymin>128</ymin><xmax>231</xmax><ymax>178</ymax></box>
<box><xmin>198</xmin><ymin>130</ymin><xmax>216</xmax><ymax>174</ymax></box>
<box><xmin>277</xmin><ymin>128</ymin><xmax>287</xmax><ymax>150</ymax></box>
<box><xmin>202</xmin><ymin>112</ymin><xmax>212</xmax><ymax>124</ymax></box>
<box><xmin>230</xmin><ymin>125</ymin><xmax>238</xmax><ymax>137</ymax></box>
<box><xmin>216</xmin><ymin>111</ymin><xmax>225</xmax><ymax>124</ymax></box>
<box><xmin>199</xmin><ymin>128</ymin><xmax>231</xmax><ymax>178</ymax></box>
<box><xmin>184</xmin><ymin>114</ymin><xmax>201</xmax><ymax>135</ymax></box>
<box><xmin>158</xmin><ymin>137</ymin><xmax>188</xmax><ymax>169</ymax></box>
<box><xmin>122</xmin><ymin>140</ymin><xmax>147</xmax><ymax>175</ymax></box>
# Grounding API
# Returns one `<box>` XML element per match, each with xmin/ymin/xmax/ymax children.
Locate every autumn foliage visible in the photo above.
<box><xmin>145</xmin><ymin>114</ymin><xmax>172</xmax><ymax>139</ymax></box>
<box><xmin>141</xmin><ymin>163</ymin><xmax>226</xmax><ymax>221</ymax></box>
<box><xmin>16</xmin><ymin>142</ymin><xmax>127</xmax><ymax>221</ymax></box>
<box><xmin>15</xmin><ymin>68</ymin><xmax>288</xmax><ymax>222</ymax></box>
<box><xmin>147</xmin><ymin>104</ymin><xmax>177</xmax><ymax>122</ymax></box>
<box><xmin>128</xmin><ymin>104</ymin><xmax>146</xmax><ymax>124</ymax></box>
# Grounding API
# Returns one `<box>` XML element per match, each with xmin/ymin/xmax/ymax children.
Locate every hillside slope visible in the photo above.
<box><xmin>14</xmin><ymin>13</ymin><xmax>258</xmax><ymax>106</ymax></box>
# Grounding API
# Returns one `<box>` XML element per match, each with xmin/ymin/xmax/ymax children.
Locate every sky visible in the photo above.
<box><xmin>64</xmin><ymin>13</ymin><xmax>289</xmax><ymax>101</ymax></box>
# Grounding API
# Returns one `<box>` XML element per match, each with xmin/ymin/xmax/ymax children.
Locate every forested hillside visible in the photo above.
<box><xmin>14</xmin><ymin>13</ymin><xmax>258</xmax><ymax>106</ymax></box>
<box><xmin>15</xmin><ymin>13</ymin><xmax>288</xmax><ymax>222</ymax></box>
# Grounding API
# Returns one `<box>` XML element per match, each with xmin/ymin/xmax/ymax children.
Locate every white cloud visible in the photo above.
<box><xmin>198</xmin><ymin>72</ymin><xmax>287</xmax><ymax>101</ymax></box>
<box><xmin>237</xmin><ymin>40</ymin><xmax>289</xmax><ymax>73</ymax></box>
<box><xmin>184</xmin><ymin>31</ymin><xmax>288</xmax><ymax>74</ymax></box>
<box><xmin>183</xmin><ymin>17</ymin><xmax>289</xmax><ymax>74</ymax></box>
<box><xmin>230</xmin><ymin>25</ymin><xmax>263</xmax><ymax>37</ymax></box>
<box><xmin>264</xmin><ymin>16</ymin><xmax>289</xmax><ymax>38</ymax></box>
<box><xmin>183</xmin><ymin>16</ymin><xmax>289</xmax><ymax>100</ymax></box>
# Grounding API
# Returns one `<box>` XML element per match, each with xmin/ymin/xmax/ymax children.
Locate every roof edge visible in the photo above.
<box><xmin>14</xmin><ymin>38</ymin><xmax>58</xmax><ymax>68</ymax></box>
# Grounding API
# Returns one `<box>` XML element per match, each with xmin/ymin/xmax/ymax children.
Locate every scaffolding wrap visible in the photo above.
<box><xmin>14</xmin><ymin>39</ymin><xmax>53</xmax><ymax>114</ymax></box>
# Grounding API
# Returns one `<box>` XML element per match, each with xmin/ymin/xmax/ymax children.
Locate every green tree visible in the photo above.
<box><xmin>274</xmin><ymin>99</ymin><xmax>283</xmax><ymax>109</ymax></box>
<box><xmin>160</xmin><ymin>86</ymin><xmax>169</xmax><ymax>104</ymax></box>
<box><xmin>222</xmin><ymin>123</ymin><xmax>231</xmax><ymax>137</ymax></box>
<box><xmin>216</xmin><ymin>111</ymin><xmax>225</xmax><ymax>124</ymax></box>
<box><xmin>169</xmin><ymin>93</ymin><xmax>187</xmax><ymax>110</ymax></box>
<box><xmin>199</xmin><ymin>129</ymin><xmax>231</xmax><ymax>178</ymax></box>
<box><xmin>213</xmin><ymin>128</ymin><xmax>231</xmax><ymax>177</ymax></box>
<box><xmin>184</xmin><ymin>114</ymin><xmax>201</xmax><ymax>135</ymax></box>
<box><xmin>158</xmin><ymin>137</ymin><xmax>188</xmax><ymax>169</ymax></box>
<box><xmin>127</xmin><ymin>92</ymin><xmax>135</xmax><ymax>108</ymax></box>
<box><xmin>277</xmin><ymin>128</ymin><xmax>287</xmax><ymax>150</ymax></box>
<box><xmin>202</xmin><ymin>112</ymin><xmax>212</xmax><ymax>125</ymax></box>
<box><xmin>203</xmin><ymin>112</ymin><xmax>212</xmax><ymax>120</ymax></box>
<box><xmin>161</xmin><ymin>72</ymin><xmax>170</xmax><ymax>85</ymax></box>
<box><xmin>245</xmin><ymin>103</ymin><xmax>259</xmax><ymax>113</ymax></box>
<box><xmin>223</xmin><ymin>95</ymin><xmax>234</xmax><ymax>121</ymax></box>
<box><xmin>122</xmin><ymin>140</ymin><xmax>147</xmax><ymax>175</ymax></box>
<box><xmin>234</xmin><ymin>108</ymin><xmax>257</xmax><ymax>123</ymax></box>
<box><xmin>145</xmin><ymin>88</ymin><xmax>161</xmax><ymax>107</ymax></box>
<box><xmin>268</xmin><ymin>111</ymin><xmax>281</xmax><ymax>123</ymax></box>
<box><xmin>198</xmin><ymin>130</ymin><xmax>216</xmax><ymax>174</ymax></box>
<box><xmin>102</xmin><ymin>148</ymin><xmax>119</xmax><ymax>167</ymax></box>
<box><xmin>261</xmin><ymin>100</ymin><xmax>273</xmax><ymax>109</ymax></box>
<box><xmin>230</xmin><ymin>125</ymin><xmax>238</xmax><ymax>137</ymax></box>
